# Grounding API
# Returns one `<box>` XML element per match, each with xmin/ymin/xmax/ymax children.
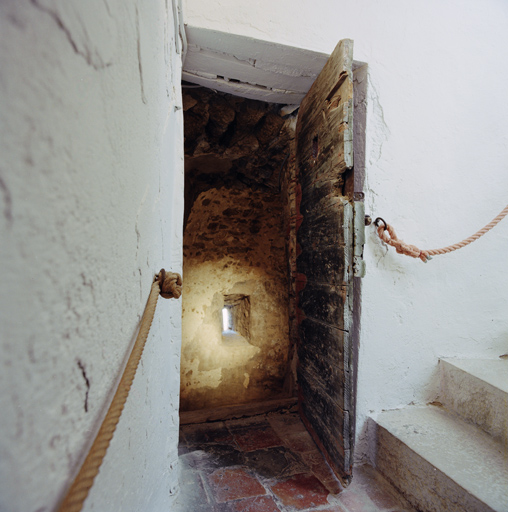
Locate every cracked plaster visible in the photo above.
<box><xmin>0</xmin><ymin>1</ymin><xmax>184</xmax><ymax>511</ymax></box>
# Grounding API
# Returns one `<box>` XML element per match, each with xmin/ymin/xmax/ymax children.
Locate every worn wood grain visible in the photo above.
<box><xmin>295</xmin><ymin>39</ymin><xmax>355</xmax><ymax>482</ymax></box>
<box><xmin>183</xmin><ymin>26</ymin><xmax>330</xmax><ymax>103</ymax></box>
<box><xmin>183</xmin><ymin>71</ymin><xmax>307</xmax><ymax>104</ymax></box>
<box><xmin>185</xmin><ymin>46</ymin><xmax>316</xmax><ymax>94</ymax></box>
<box><xmin>180</xmin><ymin>397</ymin><xmax>298</xmax><ymax>425</ymax></box>
<box><xmin>298</xmin><ymin>207</ymin><xmax>347</xmax><ymax>249</ymax></box>
<box><xmin>297</xmin><ymin>245</ymin><xmax>346</xmax><ymax>286</ymax></box>
<box><xmin>299</xmin><ymin>181</ymin><xmax>345</xmax><ymax>210</ymax></box>
<box><xmin>298</xmin><ymin>282</ymin><xmax>348</xmax><ymax>329</ymax></box>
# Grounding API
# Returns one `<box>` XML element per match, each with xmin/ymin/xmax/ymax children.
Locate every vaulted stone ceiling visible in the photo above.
<box><xmin>183</xmin><ymin>85</ymin><xmax>294</xmax><ymax>225</ymax></box>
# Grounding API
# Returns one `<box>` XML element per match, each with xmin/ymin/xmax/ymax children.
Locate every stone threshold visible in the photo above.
<box><xmin>180</xmin><ymin>396</ymin><xmax>298</xmax><ymax>425</ymax></box>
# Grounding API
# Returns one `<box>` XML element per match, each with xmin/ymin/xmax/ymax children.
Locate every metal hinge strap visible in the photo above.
<box><xmin>353</xmin><ymin>201</ymin><xmax>366</xmax><ymax>277</ymax></box>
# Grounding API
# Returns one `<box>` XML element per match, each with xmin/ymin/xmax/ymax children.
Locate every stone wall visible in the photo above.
<box><xmin>181</xmin><ymin>185</ymin><xmax>290</xmax><ymax>410</ymax></box>
<box><xmin>182</xmin><ymin>88</ymin><xmax>294</xmax><ymax>411</ymax></box>
<box><xmin>183</xmin><ymin>87</ymin><xmax>292</xmax><ymax>226</ymax></box>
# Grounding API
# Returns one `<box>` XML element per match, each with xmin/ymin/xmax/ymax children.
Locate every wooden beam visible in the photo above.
<box><xmin>183</xmin><ymin>25</ymin><xmax>330</xmax><ymax>103</ymax></box>
<box><xmin>180</xmin><ymin>397</ymin><xmax>298</xmax><ymax>425</ymax></box>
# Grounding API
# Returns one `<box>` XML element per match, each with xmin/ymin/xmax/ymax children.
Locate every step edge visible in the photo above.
<box><xmin>440</xmin><ymin>358</ymin><xmax>508</xmax><ymax>394</ymax></box>
<box><xmin>374</xmin><ymin>406</ymin><xmax>508</xmax><ymax>511</ymax></box>
<box><xmin>374</xmin><ymin>420</ymin><xmax>499</xmax><ymax>512</ymax></box>
<box><xmin>439</xmin><ymin>359</ymin><xmax>508</xmax><ymax>445</ymax></box>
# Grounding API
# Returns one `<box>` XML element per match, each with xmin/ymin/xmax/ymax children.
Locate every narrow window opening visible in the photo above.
<box><xmin>221</xmin><ymin>306</ymin><xmax>232</xmax><ymax>332</ymax></box>
<box><xmin>222</xmin><ymin>294</ymin><xmax>250</xmax><ymax>340</ymax></box>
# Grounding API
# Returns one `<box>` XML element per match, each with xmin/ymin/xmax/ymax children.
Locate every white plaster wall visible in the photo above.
<box><xmin>0</xmin><ymin>1</ymin><xmax>184</xmax><ymax>511</ymax></box>
<box><xmin>183</xmin><ymin>0</ymin><xmax>508</xmax><ymax>462</ymax></box>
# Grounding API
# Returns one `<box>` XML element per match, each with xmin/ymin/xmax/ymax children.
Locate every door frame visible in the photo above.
<box><xmin>181</xmin><ymin>26</ymin><xmax>367</xmax><ymax>482</ymax></box>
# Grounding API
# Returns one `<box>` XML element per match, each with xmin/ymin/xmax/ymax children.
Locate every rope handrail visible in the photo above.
<box><xmin>57</xmin><ymin>270</ymin><xmax>182</xmax><ymax>512</ymax></box>
<box><xmin>375</xmin><ymin>204</ymin><xmax>508</xmax><ymax>263</ymax></box>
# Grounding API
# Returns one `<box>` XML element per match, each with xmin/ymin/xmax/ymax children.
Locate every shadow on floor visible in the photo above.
<box><xmin>175</xmin><ymin>410</ymin><xmax>414</xmax><ymax>511</ymax></box>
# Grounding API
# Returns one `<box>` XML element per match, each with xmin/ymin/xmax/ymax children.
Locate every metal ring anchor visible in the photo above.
<box><xmin>374</xmin><ymin>217</ymin><xmax>388</xmax><ymax>230</ymax></box>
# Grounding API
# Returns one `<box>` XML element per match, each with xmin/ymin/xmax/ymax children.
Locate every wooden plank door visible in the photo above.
<box><xmin>295</xmin><ymin>39</ymin><xmax>355</xmax><ymax>483</ymax></box>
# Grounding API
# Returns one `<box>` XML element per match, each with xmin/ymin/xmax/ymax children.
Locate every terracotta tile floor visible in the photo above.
<box><xmin>175</xmin><ymin>411</ymin><xmax>414</xmax><ymax>512</ymax></box>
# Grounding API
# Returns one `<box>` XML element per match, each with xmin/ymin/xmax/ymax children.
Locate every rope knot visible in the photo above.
<box><xmin>374</xmin><ymin>204</ymin><xmax>508</xmax><ymax>263</ymax></box>
<box><xmin>376</xmin><ymin>222</ymin><xmax>429</xmax><ymax>262</ymax></box>
<box><xmin>156</xmin><ymin>269</ymin><xmax>183</xmax><ymax>299</ymax></box>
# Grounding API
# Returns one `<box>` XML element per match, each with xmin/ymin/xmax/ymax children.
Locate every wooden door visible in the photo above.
<box><xmin>295</xmin><ymin>39</ymin><xmax>355</xmax><ymax>483</ymax></box>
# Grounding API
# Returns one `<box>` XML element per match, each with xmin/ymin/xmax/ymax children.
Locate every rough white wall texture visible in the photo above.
<box><xmin>183</xmin><ymin>0</ymin><xmax>508</xmax><ymax>463</ymax></box>
<box><xmin>0</xmin><ymin>1</ymin><xmax>184</xmax><ymax>511</ymax></box>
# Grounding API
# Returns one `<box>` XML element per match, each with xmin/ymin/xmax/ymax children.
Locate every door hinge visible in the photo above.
<box><xmin>353</xmin><ymin>201</ymin><xmax>366</xmax><ymax>278</ymax></box>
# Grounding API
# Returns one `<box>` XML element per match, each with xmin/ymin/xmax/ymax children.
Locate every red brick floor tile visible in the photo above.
<box><xmin>299</xmin><ymin>448</ymin><xmax>325</xmax><ymax>466</ymax></box>
<box><xmin>182</xmin><ymin>422</ymin><xmax>235</xmax><ymax>446</ymax></box>
<box><xmin>321</xmin><ymin>477</ymin><xmax>344</xmax><ymax>496</ymax></box>
<box><xmin>243</xmin><ymin>446</ymin><xmax>308</xmax><ymax>479</ymax></box>
<box><xmin>283</xmin><ymin>431</ymin><xmax>319</xmax><ymax>453</ymax></box>
<box><xmin>325</xmin><ymin>480</ymin><xmax>344</xmax><ymax>496</ymax></box>
<box><xmin>232</xmin><ymin>426</ymin><xmax>284</xmax><ymax>452</ymax></box>
<box><xmin>268</xmin><ymin>412</ymin><xmax>308</xmax><ymax>438</ymax></box>
<box><xmin>215</xmin><ymin>495</ymin><xmax>281</xmax><ymax>511</ymax></box>
<box><xmin>179</xmin><ymin>415</ymin><xmax>414</xmax><ymax>512</ymax></box>
<box><xmin>207</xmin><ymin>468</ymin><xmax>266</xmax><ymax>503</ymax></box>
<box><xmin>299</xmin><ymin>450</ymin><xmax>343</xmax><ymax>494</ymax></box>
<box><xmin>308</xmin><ymin>462</ymin><xmax>342</xmax><ymax>493</ymax></box>
<box><xmin>270</xmin><ymin>473</ymin><xmax>330</xmax><ymax>510</ymax></box>
<box><xmin>181</xmin><ymin>444</ymin><xmax>245</xmax><ymax>471</ymax></box>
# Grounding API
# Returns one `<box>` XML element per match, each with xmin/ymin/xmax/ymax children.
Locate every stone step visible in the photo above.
<box><xmin>439</xmin><ymin>358</ymin><xmax>508</xmax><ymax>447</ymax></box>
<box><xmin>374</xmin><ymin>405</ymin><xmax>508</xmax><ymax>512</ymax></box>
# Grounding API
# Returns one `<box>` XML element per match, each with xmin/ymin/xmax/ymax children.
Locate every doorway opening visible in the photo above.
<box><xmin>180</xmin><ymin>85</ymin><xmax>297</xmax><ymax>413</ymax></box>
<box><xmin>179</xmin><ymin>31</ymin><xmax>366</xmax><ymax>483</ymax></box>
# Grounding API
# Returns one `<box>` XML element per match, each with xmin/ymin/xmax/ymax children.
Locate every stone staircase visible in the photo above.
<box><xmin>372</xmin><ymin>358</ymin><xmax>508</xmax><ymax>512</ymax></box>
